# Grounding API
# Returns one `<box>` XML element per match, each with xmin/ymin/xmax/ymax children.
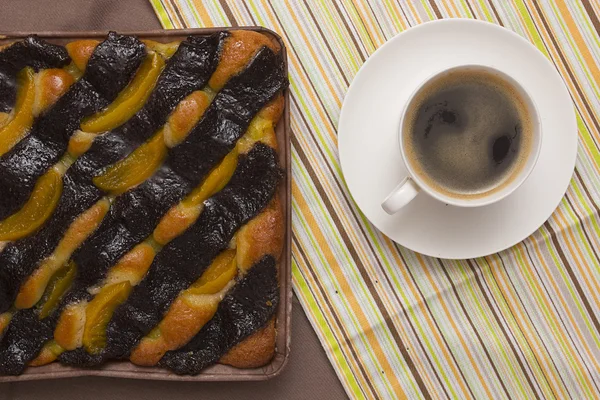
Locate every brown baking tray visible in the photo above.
<box><xmin>0</xmin><ymin>27</ymin><xmax>292</xmax><ymax>382</ymax></box>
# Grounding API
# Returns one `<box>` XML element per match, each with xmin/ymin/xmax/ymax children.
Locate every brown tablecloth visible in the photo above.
<box><xmin>0</xmin><ymin>0</ymin><xmax>347</xmax><ymax>398</ymax></box>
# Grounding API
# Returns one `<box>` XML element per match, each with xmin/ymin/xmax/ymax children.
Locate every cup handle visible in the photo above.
<box><xmin>381</xmin><ymin>177</ymin><xmax>420</xmax><ymax>214</ymax></box>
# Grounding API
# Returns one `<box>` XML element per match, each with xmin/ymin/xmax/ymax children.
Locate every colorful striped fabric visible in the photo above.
<box><xmin>149</xmin><ymin>1</ymin><xmax>600</xmax><ymax>399</ymax></box>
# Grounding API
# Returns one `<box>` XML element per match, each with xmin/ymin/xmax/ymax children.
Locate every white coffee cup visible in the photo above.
<box><xmin>381</xmin><ymin>64</ymin><xmax>542</xmax><ymax>214</ymax></box>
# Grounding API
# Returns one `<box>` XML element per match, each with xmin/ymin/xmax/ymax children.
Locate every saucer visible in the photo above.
<box><xmin>338</xmin><ymin>19</ymin><xmax>577</xmax><ymax>259</ymax></box>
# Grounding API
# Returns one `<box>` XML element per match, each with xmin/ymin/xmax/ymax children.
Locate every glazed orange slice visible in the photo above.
<box><xmin>93</xmin><ymin>130</ymin><xmax>167</xmax><ymax>194</ymax></box>
<box><xmin>0</xmin><ymin>168</ymin><xmax>62</xmax><ymax>241</ymax></box>
<box><xmin>81</xmin><ymin>52</ymin><xmax>165</xmax><ymax>133</ymax></box>
<box><xmin>187</xmin><ymin>250</ymin><xmax>237</xmax><ymax>296</ymax></box>
<box><xmin>38</xmin><ymin>261</ymin><xmax>77</xmax><ymax>319</ymax></box>
<box><xmin>83</xmin><ymin>281</ymin><xmax>132</xmax><ymax>354</ymax></box>
<box><xmin>0</xmin><ymin>67</ymin><xmax>35</xmax><ymax>156</ymax></box>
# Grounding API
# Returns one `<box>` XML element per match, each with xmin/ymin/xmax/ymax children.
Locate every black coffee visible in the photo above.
<box><xmin>403</xmin><ymin>68</ymin><xmax>533</xmax><ymax>199</ymax></box>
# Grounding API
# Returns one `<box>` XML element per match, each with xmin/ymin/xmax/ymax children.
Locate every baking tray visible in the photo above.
<box><xmin>0</xmin><ymin>27</ymin><xmax>292</xmax><ymax>382</ymax></box>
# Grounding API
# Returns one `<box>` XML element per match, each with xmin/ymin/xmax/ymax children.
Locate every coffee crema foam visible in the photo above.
<box><xmin>402</xmin><ymin>68</ymin><xmax>534</xmax><ymax>200</ymax></box>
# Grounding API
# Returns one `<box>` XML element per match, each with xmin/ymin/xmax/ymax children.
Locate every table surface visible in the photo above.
<box><xmin>0</xmin><ymin>0</ymin><xmax>347</xmax><ymax>399</ymax></box>
<box><xmin>130</xmin><ymin>2</ymin><xmax>600</xmax><ymax>399</ymax></box>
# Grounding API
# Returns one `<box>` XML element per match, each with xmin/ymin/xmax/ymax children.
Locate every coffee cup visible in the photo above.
<box><xmin>382</xmin><ymin>64</ymin><xmax>542</xmax><ymax>214</ymax></box>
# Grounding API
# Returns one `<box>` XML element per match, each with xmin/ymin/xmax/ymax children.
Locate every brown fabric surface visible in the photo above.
<box><xmin>0</xmin><ymin>0</ymin><xmax>347</xmax><ymax>399</ymax></box>
<box><xmin>0</xmin><ymin>0</ymin><xmax>161</xmax><ymax>31</ymax></box>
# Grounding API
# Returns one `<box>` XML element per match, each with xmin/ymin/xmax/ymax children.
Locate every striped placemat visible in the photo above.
<box><xmin>149</xmin><ymin>1</ymin><xmax>600</xmax><ymax>399</ymax></box>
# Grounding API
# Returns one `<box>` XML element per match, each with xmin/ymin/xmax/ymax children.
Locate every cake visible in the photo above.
<box><xmin>0</xmin><ymin>30</ymin><xmax>287</xmax><ymax>376</ymax></box>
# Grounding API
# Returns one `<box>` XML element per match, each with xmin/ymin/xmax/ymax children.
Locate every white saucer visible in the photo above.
<box><xmin>338</xmin><ymin>19</ymin><xmax>577</xmax><ymax>259</ymax></box>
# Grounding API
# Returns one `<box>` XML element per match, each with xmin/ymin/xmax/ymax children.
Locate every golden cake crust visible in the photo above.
<box><xmin>220</xmin><ymin>318</ymin><xmax>277</xmax><ymax>368</ymax></box>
